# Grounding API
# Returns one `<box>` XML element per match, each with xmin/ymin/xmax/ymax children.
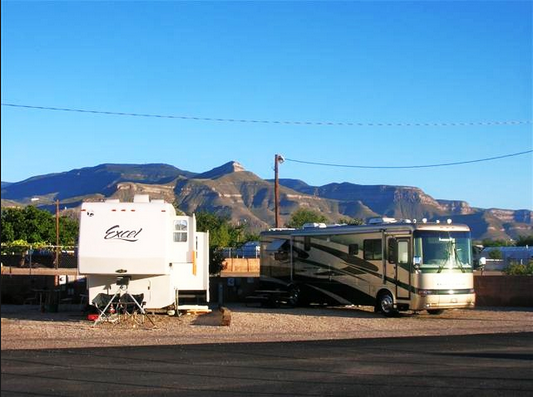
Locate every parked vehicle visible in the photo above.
<box><xmin>78</xmin><ymin>195</ymin><xmax>209</xmax><ymax>311</ymax></box>
<box><xmin>223</xmin><ymin>241</ymin><xmax>260</xmax><ymax>258</ymax></box>
<box><xmin>237</xmin><ymin>241</ymin><xmax>261</xmax><ymax>258</ymax></box>
<box><xmin>259</xmin><ymin>218</ymin><xmax>475</xmax><ymax>316</ymax></box>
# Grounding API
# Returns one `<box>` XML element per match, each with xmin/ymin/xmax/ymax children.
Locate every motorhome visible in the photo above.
<box><xmin>78</xmin><ymin>195</ymin><xmax>209</xmax><ymax>311</ymax></box>
<box><xmin>260</xmin><ymin>218</ymin><xmax>475</xmax><ymax>316</ymax></box>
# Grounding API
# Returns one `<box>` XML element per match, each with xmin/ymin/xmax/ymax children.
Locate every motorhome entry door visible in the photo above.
<box><xmin>395</xmin><ymin>238</ymin><xmax>411</xmax><ymax>300</ymax></box>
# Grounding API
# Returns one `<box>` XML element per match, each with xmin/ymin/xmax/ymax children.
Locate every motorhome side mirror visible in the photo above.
<box><xmin>479</xmin><ymin>257</ymin><xmax>487</xmax><ymax>266</ymax></box>
<box><xmin>413</xmin><ymin>256</ymin><xmax>422</xmax><ymax>270</ymax></box>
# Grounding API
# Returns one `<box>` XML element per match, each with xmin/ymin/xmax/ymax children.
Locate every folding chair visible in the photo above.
<box><xmin>117</xmin><ymin>293</ymin><xmax>155</xmax><ymax>327</ymax></box>
<box><xmin>119</xmin><ymin>293</ymin><xmax>144</xmax><ymax>314</ymax></box>
<box><xmin>91</xmin><ymin>293</ymin><xmax>120</xmax><ymax>325</ymax></box>
<box><xmin>91</xmin><ymin>276</ymin><xmax>156</xmax><ymax>328</ymax></box>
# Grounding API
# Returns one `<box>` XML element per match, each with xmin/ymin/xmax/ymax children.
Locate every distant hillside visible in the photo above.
<box><xmin>1</xmin><ymin>163</ymin><xmax>194</xmax><ymax>206</ymax></box>
<box><xmin>2</xmin><ymin>161</ymin><xmax>531</xmax><ymax>240</ymax></box>
<box><xmin>174</xmin><ymin>162</ymin><xmax>371</xmax><ymax>231</ymax></box>
<box><xmin>276</xmin><ymin>180</ymin><xmax>532</xmax><ymax>240</ymax></box>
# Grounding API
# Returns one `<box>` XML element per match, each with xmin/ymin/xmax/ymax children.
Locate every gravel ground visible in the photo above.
<box><xmin>1</xmin><ymin>304</ymin><xmax>532</xmax><ymax>351</ymax></box>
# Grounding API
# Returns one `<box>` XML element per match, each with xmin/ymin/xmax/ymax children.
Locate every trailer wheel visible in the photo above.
<box><xmin>287</xmin><ymin>285</ymin><xmax>301</xmax><ymax>307</ymax></box>
<box><xmin>427</xmin><ymin>309</ymin><xmax>445</xmax><ymax>315</ymax></box>
<box><xmin>377</xmin><ymin>291</ymin><xmax>398</xmax><ymax>317</ymax></box>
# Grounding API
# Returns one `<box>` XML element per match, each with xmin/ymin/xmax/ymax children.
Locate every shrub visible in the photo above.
<box><xmin>504</xmin><ymin>261</ymin><xmax>533</xmax><ymax>275</ymax></box>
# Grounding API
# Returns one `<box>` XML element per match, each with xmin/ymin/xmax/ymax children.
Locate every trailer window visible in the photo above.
<box><xmin>364</xmin><ymin>239</ymin><xmax>382</xmax><ymax>260</ymax></box>
<box><xmin>174</xmin><ymin>220</ymin><xmax>188</xmax><ymax>242</ymax></box>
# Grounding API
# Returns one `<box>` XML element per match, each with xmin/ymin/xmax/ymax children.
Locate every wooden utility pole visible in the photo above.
<box><xmin>274</xmin><ymin>154</ymin><xmax>284</xmax><ymax>228</ymax></box>
<box><xmin>55</xmin><ymin>199</ymin><xmax>60</xmax><ymax>270</ymax></box>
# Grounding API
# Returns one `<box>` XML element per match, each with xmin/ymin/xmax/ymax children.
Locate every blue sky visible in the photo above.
<box><xmin>1</xmin><ymin>1</ymin><xmax>532</xmax><ymax>210</ymax></box>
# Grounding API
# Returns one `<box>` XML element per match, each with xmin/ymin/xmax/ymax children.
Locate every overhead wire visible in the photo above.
<box><xmin>2</xmin><ymin>103</ymin><xmax>532</xmax><ymax>127</ymax></box>
<box><xmin>284</xmin><ymin>150</ymin><xmax>533</xmax><ymax>169</ymax></box>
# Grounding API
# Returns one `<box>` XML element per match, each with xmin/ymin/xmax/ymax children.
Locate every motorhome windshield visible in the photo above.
<box><xmin>413</xmin><ymin>231</ymin><xmax>472</xmax><ymax>273</ymax></box>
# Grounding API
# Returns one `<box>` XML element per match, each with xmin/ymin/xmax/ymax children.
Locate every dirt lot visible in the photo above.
<box><xmin>1</xmin><ymin>304</ymin><xmax>532</xmax><ymax>351</ymax></box>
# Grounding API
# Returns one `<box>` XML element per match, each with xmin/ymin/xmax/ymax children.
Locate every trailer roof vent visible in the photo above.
<box><xmin>105</xmin><ymin>199</ymin><xmax>120</xmax><ymax>203</ymax></box>
<box><xmin>133</xmin><ymin>194</ymin><xmax>150</xmax><ymax>203</ymax></box>
<box><xmin>303</xmin><ymin>223</ymin><xmax>327</xmax><ymax>229</ymax></box>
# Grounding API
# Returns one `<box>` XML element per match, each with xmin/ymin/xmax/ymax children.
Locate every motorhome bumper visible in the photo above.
<box><xmin>417</xmin><ymin>288</ymin><xmax>475</xmax><ymax>297</ymax></box>
<box><xmin>412</xmin><ymin>293</ymin><xmax>476</xmax><ymax>311</ymax></box>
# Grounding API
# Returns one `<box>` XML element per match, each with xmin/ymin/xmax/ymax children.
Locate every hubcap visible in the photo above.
<box><xmin>381</xmin><ymin>295</ymin><xmax>393</xmax><ymax>313</ymax></box>
<box><xmin>289</xmin><ymin>289</ymin><xmax>299</xmax><ymax>305</ymax></box>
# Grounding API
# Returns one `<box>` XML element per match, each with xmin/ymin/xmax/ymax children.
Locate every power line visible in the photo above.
<box><xmin>284</xmin><ymin>150</ymin><xmax>533</xmax><ymax>169</ymax></box>
<box><xmin>2</xmin><ymin>103</ymin><xmax>532</xmax><ymax>127</ymax></box>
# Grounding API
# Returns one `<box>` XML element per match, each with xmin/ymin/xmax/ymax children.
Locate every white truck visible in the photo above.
<box><xmin>78</xmin><ymin>195</ymin><xmax>209</xmax><ymax>311</ymax></box>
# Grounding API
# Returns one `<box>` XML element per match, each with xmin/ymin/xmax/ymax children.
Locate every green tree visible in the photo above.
<box><xmin>195</xmin><ymin>211</ymin><xmax>257</xmax><ymax>274</ymax></box>
<box><xmin>285</xmin><ymin>208</ymin><xmax>328</xmax><ymax>229</ymax></box>
<box><xmin>24</xmin><ymin>206</ymin><xmax>56</xmax><ymax>243</ymax></box>
<box><xmin>58</xmin><ymin>216</ymin><xmax>80</xmax><ymax>246</ymax></box>
<box><xmin>195</xmin><ymin>212</ymin><xmax>255</xmax><ymax>248</ymax></box>
<box><xmin>1</xmin><ymin>206</ymin><xmax>79</xmax><ymax>246</ymax></box>
<box><xmin>515</xmin><ymin>235</ymin><xmax>533</xmax><ymax>247</ymax></box>
<box><xmin>243</xmin><ymin>231</ymin><xmax>260</xmax><ymax>242</ymax></box>
<box><xmin>2</xmin><ymin>208</ymin><xmax>25</xmax><ymax>244</ymax></box>
<box><xmin>1</xmin><ymin>206</ymin><xmax>53</xmax><ymax>244</ymax></box>
<box><xmin>196</xmin><ymin>212</ymin><xmax>233</xmax><ymax>248</ymax></box>
<box><xmin>1</xmin><ymin>220</ymin><xmax>15</xmax><ymax>243</ymax></box>
<box><xmin>481</xmin><ymin>238</ymin><xmax>514</xmax><ymax>247</ymax></box>
<box><xmin>488</xmin><ymin>248</ymin><xmax>503</xmax><ymax>260</ymax></box>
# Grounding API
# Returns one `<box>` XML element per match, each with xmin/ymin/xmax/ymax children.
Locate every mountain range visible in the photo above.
<box><xmin>1</xmin><ymin>162</ymin><xmax>531</xmax><ymax>240</ymax></box>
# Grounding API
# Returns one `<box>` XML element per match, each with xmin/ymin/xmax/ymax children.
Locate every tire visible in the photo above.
<box><xmin>427</xmin><ymin>309</ymin><xmax>445</xmax><ymax>315</ymax></box>
<box><xmin>287</xmin><ymin>285</ymin><xmax>301</xmax><ymax>307</ymax></box>
<box><xmin>377</xmin><ymin>291</ymin><xmax>398</xmax><ymax>317</ymax></box>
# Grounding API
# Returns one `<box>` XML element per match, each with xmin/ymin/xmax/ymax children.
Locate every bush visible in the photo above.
<box><xmin>504</xmin><ymin>261</ymin><xmax>533</xmax><ymax>275</ymax></box>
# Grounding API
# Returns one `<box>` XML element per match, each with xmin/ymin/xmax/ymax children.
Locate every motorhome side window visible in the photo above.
<box><xmin>349</xmin><ymin>244</ymin><xmax>359</xmax><ymax>256</ymax></box>
<box><xmin>173</xmin><ymin>220</ymin><xmax>188</xmax><ymax>242</ymax></box>
<box><xmin>364</xmin><ymin>239</ymin><xmax>382</xmax><ymax>260</ymax></box>
<box><xmin>398</xmin><ymin>240</ymin><xmax>409</xmax><ymax>264</ymax></box>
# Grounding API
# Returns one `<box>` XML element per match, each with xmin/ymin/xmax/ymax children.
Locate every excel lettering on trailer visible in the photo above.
<box><xmin>104</xmin><ymin>225</ymin><xmax>143</xmax><ymax>242</ymax></box>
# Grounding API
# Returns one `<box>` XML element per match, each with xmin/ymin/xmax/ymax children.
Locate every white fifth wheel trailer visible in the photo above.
<box><xmin>78</xmin><ymin>195</ymin><xmax>209</xmax><ymax>311</ymax></box>
<box><xmin>259</xmin><ymin>218</ymin><xmax>475</xmax><ymax>316</ymax></box>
